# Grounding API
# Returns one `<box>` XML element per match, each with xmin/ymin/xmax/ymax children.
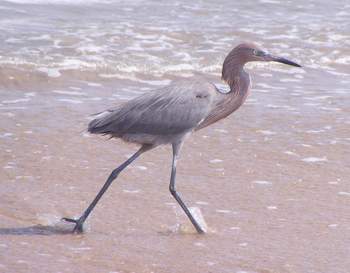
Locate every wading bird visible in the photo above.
<box><xmin>63</xmin><ymin>43</ymin><xmax>301</xmax><ymax>233</ymax></box>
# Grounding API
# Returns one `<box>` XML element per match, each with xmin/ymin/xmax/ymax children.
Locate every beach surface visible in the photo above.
<box><xmin>0</xmin><ymin>1</ymin><xmax>349</xmax><ymax>273</ymax></box>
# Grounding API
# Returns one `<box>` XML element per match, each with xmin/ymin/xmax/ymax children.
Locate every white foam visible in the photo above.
<box><xmin>304</xmin><ymin>96</ymin><xmax>332</xmax><ymax>101</ymax></box>
<box><xmin>69</xmin><ymin>86</ymin><xmax>82</xmax><ymax>90</ymax></box>
<box><xmin>99</xmin><ymin>73</ymin><xmax>121</xmax><ymax>78</ymax></box>
<box><xmin>37</xmin><ymin>253</ymin><xmax>52</xmax><ymax>257</ymax></box>
<box><xmin>140</xmin><ymin>79</ymin><xmax>171</xmax><ymax>86</ymax></box>
<box><xmin>24</xmin><ymin>92</ymin><xmax>36</xmax><ymax>97</ymax></box>
<box><xmin>77</xmin><ymin>45</ymin><xmax>105</xmax><ymax>53</ymax></box>
<box><xmin>259</xmin><ymin>0</ymin><xmax>280</xmax><ymax>3</ymax></box>
<box><xmin>53</xmin><ymin>90</ymin><xmax>86</xmax><ymax>96</ymax></box>
<box><xmin>306</xmin><ymin>130</ymin><xmax>324</xmax><ymax>134</ymax></box>
<box><xmin>338</xmin><ymin>192</ymin><xmax>350</xmax><ymax>196</ymax></box>
<box><xmin>123</xmin><ymin>189</ymin><xmax>140</xmax><ymax>194</ymax></box>
<box><xmin>267</xmin><ymin>206</ymin><xmax>278</xmax><ymax>210</ymax></box>
<box><xmin>5</xmin><ymin>0</ymin><xmax>112</xmax><ymax>4</ymax></box>
<box><xmin>328</xmin><ymin>181</ymin><xmax>339</xmax><ymax>185</ymax></box>
<box><xmin>4</xmin><ymin>38</ymin><xmax>22</xmax><ymax>44</ymax></box>
<box><xmin>2</xmin><ymin>112</ymin><xmax>15</xmax><ymax>117</ymax></box>
<box><xmin>279</xmin><ymin>78</ymin><xmax>300</xmax><ymax>82</ymax></box>
<box><xmin>302</xmin><ymin>157</ymin><xmax>328</xmax><ymax>163</ymax></box>
<box><xmin>284</xmin><ymin>151</ymin><xmax>299</xmax><ymax>156</ymax></box>
<box><xmin>320</xmin><ymin>107</ymin><xmax>341</xmax><ymax>112</ymax></box>
<box><xmin>28</xmin><ymin>34</ymin><xmax>51</xmax><ymax>41</ymax></box>
<box><xmin>69</xmin><ymin>247</ymin><xmax>92</xmax><ymax>251</ymax></box>
<box><xmin>215</xmin><ymin>209</ymin><xmax>231</xmax><ymax>214</ymax></box>
<box><xmin>57</xmin><ymin>98</ymin><xmax>83</xmax><ymax>104</ymax></box>
<box><xmin>193</xmin><ymin>242</ymin><xmax>205</xmax><ymax>247</ymax></box>
<box><xmin>301</xmin><ymin>144</ymin><xmax>313</xmax><ymax>148</ymax></box>
<box><xmin>252</xmin><ymin>180</ymin><xmax>272</xmax><ymax>185</ymax></box>
<box><xmin>87</xmin><ymin>82</ymin><xmax>102</xmax><ymax>87</ymax></box>
<box><xmin>84</xmin><ymin>97</ymin><xmax>102</xmax><ymax>101</ymax></box>
<box><xmin>195</xmin><ymin>201</ymin><xmax>209</xmax><ymax>205</ymax></box>
<box><xmin>174</xmin><ymin>52</ymin><xmax>193</xmax><ymax>62</ymax></box>
<box><xmin>256</xmin><ymin>130</ymin><xmax>276</xmax><ymax>135</ymax></box>
<box><xmin>329</xmin><ymin>34</ymin><xmax>348</xmax><ymax>41</ymax></box>
<box><xmin>335</xmin><ymin>56</ymin><xmax>350</xmax><ymax>65</ymax></box>
<box><xmin>328</xmin><ymin>224</ymin><xmax>338</xmax><ymax>228</ymax></box>
<box><xmin>166</xmin><ymin>63</ymin><xmax>194</xmax><ymax>72</ymax></box>
<box><xmin>255</xmin><ymin>82</ymin><xmax>286</xmax><ymax>90</ymax></box>
<box><xmin>2</xmin><ymin>98</ymin><xmax>30</xmax><ymax>104</ymax></box>
<box><xmin>214</xmin><ymin>129</ymin><xmax>228</xmax><ymax>133</ymax></box>
<box><xmin>0</xmin><ymin>133</ymin><xmax>13</xmax><ymax>138</ymax></box>
<box><xmin>303</xmin><ymin>102</ymin><xmax>321</xmax><ymax>107</ymax></box>
<box><xmin>209</xmin><ymin>159</ymin><xmax>223</xmax><ymax>164</ymax></box>
<box><xmin>59</xmin><ymin>59</ymin><xmax>95</xmax><ymax>70</ymax></box>
<box><xmin>230</xmin><ymin>226</ymin><xmax>241</xmax><ymax>230</ymax></box>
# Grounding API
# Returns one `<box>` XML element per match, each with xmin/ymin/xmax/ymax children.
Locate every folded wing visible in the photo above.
<box><xmin>88</xmin><ymin>79</ymin><xmax>215</xmax><ymax>138</ymax></box>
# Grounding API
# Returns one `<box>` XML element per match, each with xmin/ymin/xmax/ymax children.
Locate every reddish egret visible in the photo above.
<box><xmin>63</xmin><ymin>43</ymin><xmax>301</xmax><ymax>233</ymax></box>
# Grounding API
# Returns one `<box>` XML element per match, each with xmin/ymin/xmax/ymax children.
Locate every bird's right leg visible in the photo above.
<box><xmin>62</xmin><ymin>144</ymin><xmax>153</xmax><ymax>233</ymax></box>
<box><xmin>169</xmin><ymin>142</ymin><xmax>205</xmax><ymax>234</ymax></box>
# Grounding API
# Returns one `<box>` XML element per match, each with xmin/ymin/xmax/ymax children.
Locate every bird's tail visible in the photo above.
<box><xmin>87</xmin><ymin>110</ymin><xmax>114</xmax><ymax>135</ymax></box>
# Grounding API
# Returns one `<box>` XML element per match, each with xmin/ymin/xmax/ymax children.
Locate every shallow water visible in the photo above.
<box><xmin>0</xmin><ymin>1</ymin><xmax>350</xmax><ymax>273</ymax></box>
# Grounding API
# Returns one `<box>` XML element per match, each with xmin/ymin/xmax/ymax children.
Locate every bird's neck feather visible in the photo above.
<box><xmin>228</xmin><ymin>66</ymin><xmax>249</xmax><ymax>95</ymax></box>
<box><xmin>194</xmin><ymin>66</ymin><xmax>250</xmax><ymax>130</ymax></box>
<box><xmin>224</xmin><ymin>67</ymin><xmax>250</xmax><ymax>114</ymax></box>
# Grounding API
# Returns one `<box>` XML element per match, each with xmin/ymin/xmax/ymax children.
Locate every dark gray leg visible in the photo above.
<box><xmin>63</xmin><ymin>144</ymin><xmax>152</xmax><ymax>233</ymax></box>
<box><xmin>169</xmin><ymin>142</ymin><xmax>204</xmax><ymax>234</ymax></box>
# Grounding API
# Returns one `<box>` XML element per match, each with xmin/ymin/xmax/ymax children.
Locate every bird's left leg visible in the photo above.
<box><xmin>169</xmin><ymin>142</ymin><xmax>205</xmax><ymax>234</ymax></box>
<box><xmin>62</xmin><ymin>144</ymin><xmax>153</xmax><ymax>233</ymax></box>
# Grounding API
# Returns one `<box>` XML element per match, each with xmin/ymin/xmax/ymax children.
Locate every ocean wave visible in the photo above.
<box><xmin>4</xmin><ymin>0</ymin><xmax>116</xmax><ymax>5</ymax></box>
<box><xmin>0</xmin><ymin>0</ymin><xmax>349</xmax><ymax>90</ymax></box>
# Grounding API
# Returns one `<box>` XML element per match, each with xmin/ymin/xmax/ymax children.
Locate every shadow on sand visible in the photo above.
<box><xmin>0</xmin><ymin>223</ymin><xmax>75</xmax><ymax>236</ymax></box>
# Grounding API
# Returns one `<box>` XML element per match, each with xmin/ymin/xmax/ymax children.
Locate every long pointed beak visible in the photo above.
<box><xmin>265</xmin><ymin>54</ymin><xmax>301</xmax><ymax>67</ymax></box>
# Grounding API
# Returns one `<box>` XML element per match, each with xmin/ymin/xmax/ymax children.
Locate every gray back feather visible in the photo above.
<box><xmin>88</xmin><ymin>78</ymin><xmax>216</xmax><ymax>137</ymax></box>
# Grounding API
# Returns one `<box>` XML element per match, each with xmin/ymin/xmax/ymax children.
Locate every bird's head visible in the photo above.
<box><xmin>226</xmin><ymin>43</ymin><xmax>301</xmax><ymax>67</ymax></box>
<box><xmin>222</xmin><ymin>42</ymin><xmax>301</xmax><ymax>85</ymax></box>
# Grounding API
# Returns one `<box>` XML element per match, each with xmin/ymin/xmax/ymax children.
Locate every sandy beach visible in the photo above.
<box><xmin>0</xmin><ymin>1</ymin><xmax>349</xmax><ymax>273</ymax></box>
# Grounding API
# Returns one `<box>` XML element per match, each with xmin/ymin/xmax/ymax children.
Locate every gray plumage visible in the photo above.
<box><xmin>63</xmin><ymin>43</ymin><xmax>301</xmax><ymax>234</ymax></box>
<box><xmin>88</xmin><ymin>78</ymin><xmax>216</xmax><ymax>145</ymax></box>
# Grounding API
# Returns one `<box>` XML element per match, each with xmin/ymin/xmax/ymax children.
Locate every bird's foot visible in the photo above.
<box><xmin>61</xmin><ymin>217</ymin><xmax>84</xmax><ymax>233</ymax></box>
<box><xmin>196</xmin><ymin>227</ymin><xmax>205</xmax><ymax>234</ymax></box>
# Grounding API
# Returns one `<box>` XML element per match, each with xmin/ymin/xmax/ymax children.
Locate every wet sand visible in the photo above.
<box><xmin>1</xmin><ymin>0</ymin><xmax>350</xmax><ymax>272</ymax></box>
<box><xmin>1</xmin><ymin>73</ymin><xmax>349</xmax><ymax>273</ymax></box>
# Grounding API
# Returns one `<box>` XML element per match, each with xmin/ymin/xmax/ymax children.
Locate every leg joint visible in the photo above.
<box><xmin>169</xmin><ymin>184</ymin><xmax>176</xmax><ymax>195</ymax></box>
<box><xmin>110</xmin><ymin>168</ymin><xmax>121</xmax><ymax>180</ymax></box>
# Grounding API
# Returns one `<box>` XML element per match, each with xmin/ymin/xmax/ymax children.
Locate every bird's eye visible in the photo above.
<box><xmin>253</xmin><ymin>49</ymin><xmax>265</xmax><ymax>57</ymax></box>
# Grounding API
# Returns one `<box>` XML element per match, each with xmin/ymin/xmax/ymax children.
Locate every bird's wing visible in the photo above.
<box><xmin>88</xmin><ymin>79</ymin><xmax>216</xmax><ymax>136</ymax></box>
